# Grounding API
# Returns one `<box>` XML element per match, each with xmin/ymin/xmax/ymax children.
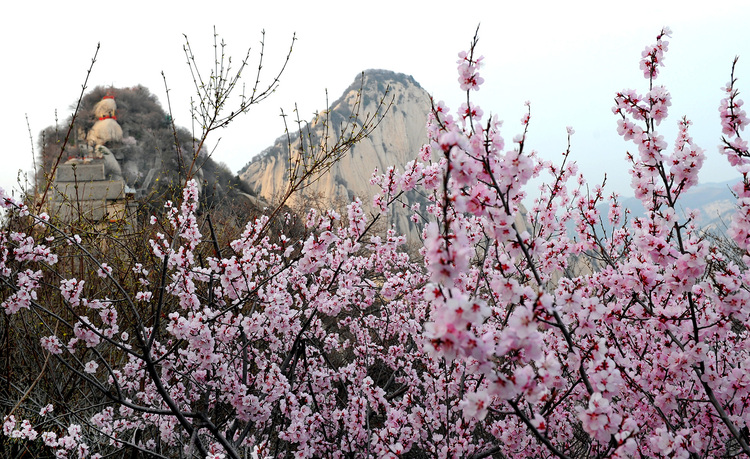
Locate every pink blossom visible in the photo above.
<box><xmin>459</xmin><ymin>390</ymin><xmax>491</xmax><ymax>420</ymax></box>
<box><xmin>97</xmin><ymin>263</ymin><xmax>113</xmax><ymax>278</ymax></box>
<box><xmin>3</xmin><ymin>415</ymin><xmax>15</xmax><ymax>436</ymax></box>
<box><xmin>84</xmin><ymin>361</ymin><xmax>99</xmax><ymax>374</ymax></box>
<box><xmin>60</xmin><ymin>278</ymin><xmax>85</xmax><ymax>307</ymax></box>
<box><xmin>41</xmin><ymin>335</ymin><xmax>63</xmax><ymax>354</ymax></box>
<box><xmin>135</xmin><ymin>291</ymin><xmax>153</xmax><ymax>302</ymax></box>
<box><xmin>42</xmin><ymin>431</ymin><xmax>58</xmax><ymax>447</ymax></box>
<box><xmin>578</xmin><ymin>392</ymin><xmax>622</xmax><ymax>442</ymax></box>
<box><xmin>457</xmin><ymin>50</ymin><xmax>485</xmax><ymax>91</ymax></box>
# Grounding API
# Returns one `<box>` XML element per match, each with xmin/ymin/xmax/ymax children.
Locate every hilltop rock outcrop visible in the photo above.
<box><xmin>38</xmin><ymin>86</ymin><xmax>253</xmax><ymax>220</ymax></box>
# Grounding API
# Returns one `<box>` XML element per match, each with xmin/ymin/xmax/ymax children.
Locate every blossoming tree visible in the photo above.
<box><xmin>2</xmin><ymin>27</ymin><xmax>750</xmax><ymax>458</ymax></box>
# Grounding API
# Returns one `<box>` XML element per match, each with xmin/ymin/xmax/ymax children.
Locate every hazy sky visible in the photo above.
<box><xmin>2</xmin><ymin>0</ymin><xmax>749</xmax><ymax>201</ymax></box>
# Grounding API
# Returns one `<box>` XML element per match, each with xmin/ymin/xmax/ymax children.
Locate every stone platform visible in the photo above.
<box><xmin>50</xmin><ymin>159</ymin><xmax>135</xmax><ymax>223</ymax></box>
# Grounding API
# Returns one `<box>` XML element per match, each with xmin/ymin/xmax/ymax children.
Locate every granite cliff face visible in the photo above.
<box><xmin>239</xmin><ymin>70</ymin><xmax>432</xmax><ymax>239</ymax></box>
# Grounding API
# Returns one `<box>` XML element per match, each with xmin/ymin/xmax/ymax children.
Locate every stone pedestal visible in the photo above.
<box><xmin>50</xmin><ymin>160</ymin><xmax>135</xmax><ymax>223</ymax></box>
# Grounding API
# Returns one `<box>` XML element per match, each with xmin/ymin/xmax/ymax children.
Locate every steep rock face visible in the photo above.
<box><xmin>239</xmin><ymin>70</ymin><xmax>432</xmax><ymax>239</ymax></box>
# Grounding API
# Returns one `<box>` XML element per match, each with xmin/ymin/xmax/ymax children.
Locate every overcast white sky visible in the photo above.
<box><xmin>2</xmin><ymin>0</ymin><xmax>749</xmax><ymax>201</ymax></box>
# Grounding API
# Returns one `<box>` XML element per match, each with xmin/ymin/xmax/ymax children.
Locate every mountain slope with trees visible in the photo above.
<box><xmin>36</xmin><ymin>85</ymin><xmax>253</xmax><ymax>211</ymax></box>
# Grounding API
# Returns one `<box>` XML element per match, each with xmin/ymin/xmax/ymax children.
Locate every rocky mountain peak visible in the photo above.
<box><xmin>239</xmin><ymin>70</ymin><xmax>432</xmax><ymax>239</ymax></box>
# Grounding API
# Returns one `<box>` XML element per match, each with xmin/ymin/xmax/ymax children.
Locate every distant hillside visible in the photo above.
<box><xmin>239</xmin><ymin>69</ymin><xmax>432</xmax><ymax>239</ymax></box>
<box><xmin>595</xmin><ymin>178</ymin><xmax>741</xmax><ymax>233</ymax></box>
